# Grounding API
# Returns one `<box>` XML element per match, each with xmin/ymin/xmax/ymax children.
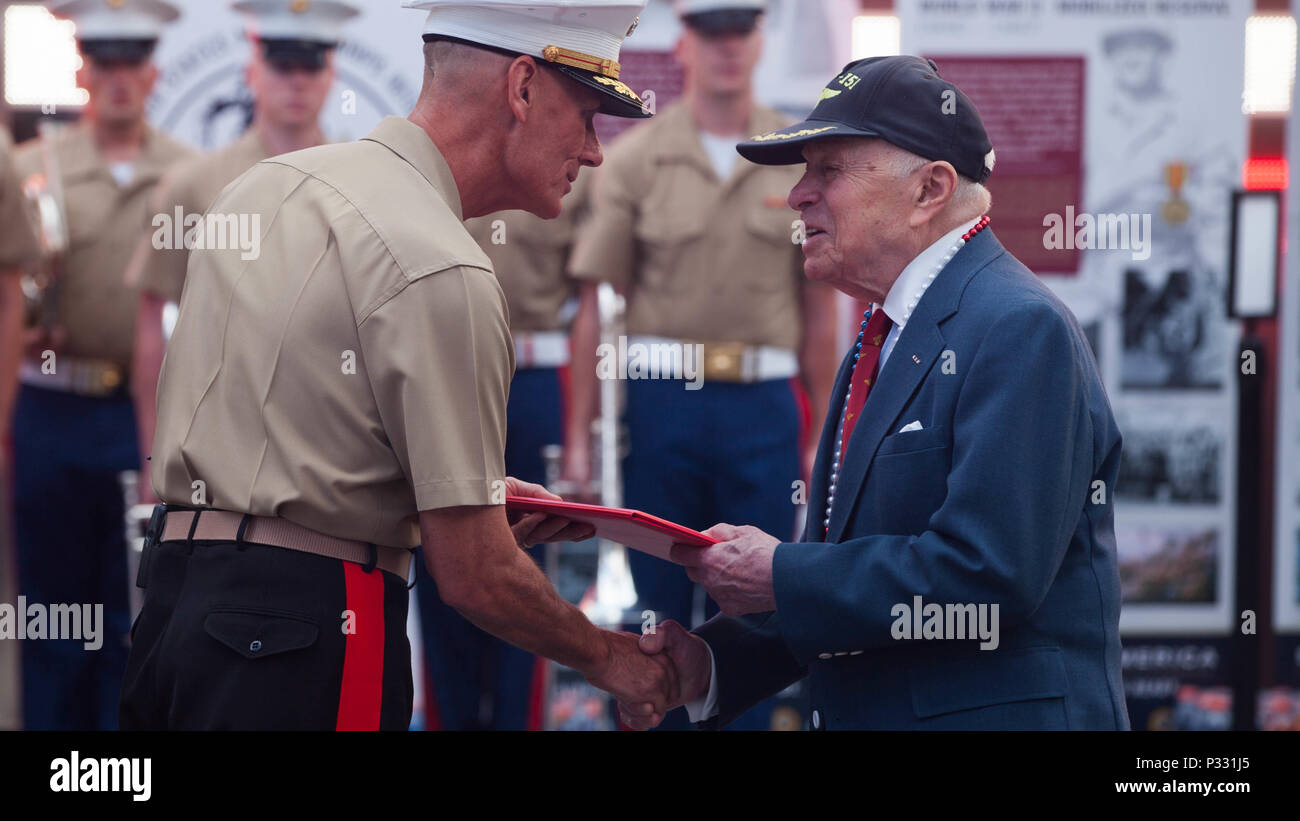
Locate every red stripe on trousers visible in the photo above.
<box><xmin>527</xmin><ymin>657</ymin><xmax>548</xmax><ymax>731</ymax></box>
<box><xmin>336</xmin><ymin>562</ymin><xmax>385</xmax><ymax>730</ymax></box>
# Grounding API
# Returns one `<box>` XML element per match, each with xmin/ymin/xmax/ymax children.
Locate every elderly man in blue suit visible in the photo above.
<box><xmin>624</xmin><ymin>55</ymin><xmax>1129</xmax><ymax>731</ymax></box>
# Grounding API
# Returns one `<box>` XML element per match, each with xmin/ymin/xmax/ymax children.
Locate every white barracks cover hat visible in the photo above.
<box><xmin>232</xmin><ymin>0</ymin><xmax>361</xmax><ymax>68</ymax></box>
<box><xmin>403</xmin><ymin>0</ymin><xmax>651</xmax><ymax>118</ymax></box>
<box><xmin>47</xmin><ymin>0</ymin><xmax>179</xmax><ymax>60</ymax></box>
<box><xmin>675</xmin><ymin>0</ymin><xmax>764</xmax><ymax>33</ymax></box>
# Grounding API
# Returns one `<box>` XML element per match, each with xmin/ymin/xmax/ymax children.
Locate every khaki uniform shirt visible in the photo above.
<box><xmin>570</xmin><ymin>101</ymin><xmax>805</xmax><ymax>351</ymax></box>
<box><xmin>152</xmin><ymin>117</ymin><xmax>512</xmax><ymax>550</ymax></box>
<box><xmin>13</xmin><ymin>124</ymin><xmax>193</xmax><ymax>369</ymax></box>
<box><xmin>463</xmin><ymin>170</ymin><xmax>590</xmax><ymax>334</ymax></box>
<box><xmin>137</xmin><ymin>129</ymin><xmax>270</xmax><ymax>302</ymax></box>
<box><xmin>0</xmin><ymin>129</ymin><xmax>40</xmax><ymax>269</ymax></box>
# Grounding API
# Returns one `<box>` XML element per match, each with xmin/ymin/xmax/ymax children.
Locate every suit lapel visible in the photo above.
<box><xmin>826</xmin><ymin>324</ymin><xmax>945</xmax><ymax>542</ymax></box>
<box><xmin>823</xmin><ymin>229</ymin><xmax>1008</xmax><ymax>544</ymax></box>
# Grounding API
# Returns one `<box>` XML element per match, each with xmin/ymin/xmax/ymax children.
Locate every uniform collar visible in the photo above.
<box><xmin>362</xmin><ymin>116</ymin><xmax>463</xmax><ymax>220</ymax></box>
<box><xmin>56</xmin><ymin>121</ymin><xmax>184</xmax><ymax>189</ymax></box>
<box><xmin>881</xmin><ymin>220</ymin><xmax>971</xmax><ymax>329</ymax></box>
<box><xmin>656</xmin><ymin>101</ymin><xmax>788</xmax><ymax>184</ymax></box>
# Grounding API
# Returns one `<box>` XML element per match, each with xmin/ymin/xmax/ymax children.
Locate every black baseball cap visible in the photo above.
<box><xmin>736</xmin><ymin>55</ymin><xmax>995</xmax><ymax>183</ymax></box>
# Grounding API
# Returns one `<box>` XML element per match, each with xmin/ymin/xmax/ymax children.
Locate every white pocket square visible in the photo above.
<box><xmin>898</xmin><ymin>420</ymin><xmax>924</xmax><ymax>433</ymax></box>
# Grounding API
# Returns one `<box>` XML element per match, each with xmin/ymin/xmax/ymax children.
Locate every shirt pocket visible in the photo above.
<box><xmin>633</xmin><ymin>196</ymin><xmax>710</xmax><ymax>294</ymax></box>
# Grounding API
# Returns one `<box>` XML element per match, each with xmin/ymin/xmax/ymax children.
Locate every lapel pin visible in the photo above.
<box><xmin>912</xmin><ymin>354</ymin><xmax>921</xmax><ymax>364</ymax></box>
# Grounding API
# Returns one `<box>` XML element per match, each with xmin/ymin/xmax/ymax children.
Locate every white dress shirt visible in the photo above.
<box><xmin>684</xmin><ymin>220</ymin><xmax>975</xmax><ymax>724</ymax></box>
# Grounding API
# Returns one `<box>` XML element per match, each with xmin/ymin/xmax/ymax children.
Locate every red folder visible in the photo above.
<box><xmin>505</xmin><ymin>496</ymin><xmax>716</xmax><ymax>562</ymax></box>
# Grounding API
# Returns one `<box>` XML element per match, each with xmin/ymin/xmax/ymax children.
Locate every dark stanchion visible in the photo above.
<box><xmin>1234</xmin><ymin>331</ymin><xmax>1265</xmax><ymax>731</ymax></box>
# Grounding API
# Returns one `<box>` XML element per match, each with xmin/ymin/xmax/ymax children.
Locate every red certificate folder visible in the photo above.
<box><xmin>505</xmin><ymin>496</ymin><xmax>716</xmax><ymax>562</ymax></box>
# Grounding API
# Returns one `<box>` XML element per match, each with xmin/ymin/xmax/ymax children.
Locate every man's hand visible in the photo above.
<box><xmin>671</xmin><ymin>523</ymin><xmax>779</xmax><ymax>617</ymax></box>
<box><xmin>503</xmin><ymin>476</ymin><xmax>596</xmax><ymax>547</ymax></box>
<box><xmin>616</xmin><ymin>619</ymin><xmax>713</xmax><ymax>730</ymax></box>
<box><xmin>585</xmin><ymin>630</ymin><xmax>679</xmax><ymax>727</ymax></box>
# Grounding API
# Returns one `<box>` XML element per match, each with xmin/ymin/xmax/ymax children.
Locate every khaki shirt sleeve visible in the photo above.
<box><xmin>358</xmin><ymin>265</ymin><xmax>513</xmax><ymax>511</ymax></box>
<box><xmin>0</xmin><ymin>136</ymin><xmax>40</xmax><ymax>270</ymax></box>
<box><xmin>136</xmin><ymin>171</ymin><xmax>190</xmax><ymax>301</ymax></box>
<box><xmin>569</xmin><ymin>147</ymin><xmax>638</xmax><ymax>288</ymax></box>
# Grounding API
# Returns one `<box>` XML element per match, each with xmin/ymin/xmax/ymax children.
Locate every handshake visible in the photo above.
<box><xmin>585</xmin><ymin>620</ymin><xmax>713</xmax><ymax>731</ymax></box>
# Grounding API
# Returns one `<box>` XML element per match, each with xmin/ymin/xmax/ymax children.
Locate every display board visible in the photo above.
<box><xmin>901</xmin><ymin>0</ymin><xmax>1249</xmax><ymax>636</ymax></box>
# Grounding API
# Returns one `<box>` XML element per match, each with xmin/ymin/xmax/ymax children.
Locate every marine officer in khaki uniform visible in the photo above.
<box><xmin>11</xmin><ymin>0</ymin><xmax>193</xmax><ymax>731</ymax></box>
<box><xmin>130</xmin><ymin>0</ymin><xmax>359</xmax><ymax>504</ymax></box>
<box><xmin>121</xmin><ymin>0</ymin><xmax>681</xmax><ymax>730</ymax></box>
<box><xmin>568</xmin><ymin>0</ymin><xmax>840</xmax><ymax>730</ymax></box>
<box><xmin>0</xmin><ymin>125</ymin><xmax>43</xmax><ymax>731</ymax></box>
<box><xmin>416</xmin><ymin>171</ymin><xmax>591</xmax><ymax>730</ymax></box>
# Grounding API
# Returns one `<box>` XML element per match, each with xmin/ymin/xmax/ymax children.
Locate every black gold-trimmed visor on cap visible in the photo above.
<box><xmin>260</xmin><ymin>38</ymin><xmax>337</xmax><ymax>71</ymax></box>
<box><xmin>422</xmin><ymin>34</ymin><xmax>649</xmax><ymax>119</ymax></box>
<box><xmin>682</xmin><ymin>9</ymin><xmax>762</xmax><ymax>34</ymax></box>
<box><xmin>77</xmin><ymin>38</ymin><xmax>157</xmax><ymax>63</ymax></box>
<box><xmin>736</xmin><ymin>120</ymin><xmax>878</xmax><ymax>166</ymax></box>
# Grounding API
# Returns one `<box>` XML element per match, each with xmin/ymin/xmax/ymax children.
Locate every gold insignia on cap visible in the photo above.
<box><xmin>627</xmin><ymin>16</ymin><xmax>639</xmax><ymax>37</ymax></box>
<box><xmin>542</xmin><ymin>44</ymin><xmax>620</xmax><ymax>79</ymax></box>
<box><xmin>818</xmin><ymin>88</ymin><xmax>841</xmax><ymax>102</ymax></box>
<box><xmin>592</xmin><ymin>74</ymin><xmax>640</xmax><ymax>101</ymax></box>
<box><xmin>107</xmin><ymin>0</ymin><xmax>126</xmax><ymax>8</ymax></box>
<box><xmin>291</xmin><ymin>0</ymin><xmax>311</xmax><ymax>12</ymax></box>
<box><xmin>749</xmin><ymin>125</ymin><xmax>837</xmax><ymax>142</ymax></box>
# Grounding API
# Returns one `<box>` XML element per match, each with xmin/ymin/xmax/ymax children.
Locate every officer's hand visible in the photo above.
<box><xmin>503</xmin><ymin>476</ymin><xmax>596</xmax><ymax>546</ymax></box>
<box><xmin>618</xmin><ymin>619</ymin><xmax>712</xmax><ymax>730</ymax></box>
<box><xmin>586</xmin><ymin>630</ymin><xmax>679</xmax><ymax>729</ymax></box>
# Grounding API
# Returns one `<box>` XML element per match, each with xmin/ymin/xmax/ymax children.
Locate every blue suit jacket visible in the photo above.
<box><xmin>695</xmin><ymin>229</ymin><xmax>1129</xmax><ymax>730</ymax></box>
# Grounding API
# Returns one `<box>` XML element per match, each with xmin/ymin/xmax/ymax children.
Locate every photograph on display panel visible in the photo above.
<box><xmin>1115</xmin><ymin>405</ymin><xmax>1224</xmax><ymax>505</ymax></box>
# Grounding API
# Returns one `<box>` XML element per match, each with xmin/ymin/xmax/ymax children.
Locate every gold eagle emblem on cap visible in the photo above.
<box><xmin>107</xmin><ymin>0</ymin><xmax>126</xmax><ymax>8</ymax></box>
<box><xmin>291</xmin><ymin>0</ymin><xmax>311</xmax><ymax>12</ymax></box>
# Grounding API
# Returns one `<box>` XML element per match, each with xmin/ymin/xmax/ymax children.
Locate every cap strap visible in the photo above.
<box><xmin>541</xmin><ymin>45</ymin><xmax>620</xmax><ymax>79</ymax></box>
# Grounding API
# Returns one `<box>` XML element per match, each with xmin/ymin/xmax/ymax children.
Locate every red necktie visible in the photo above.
<box><xmin>840</xmin><ymin>309</ymin><xmax>894</xmax><ymax>449</ymax></box>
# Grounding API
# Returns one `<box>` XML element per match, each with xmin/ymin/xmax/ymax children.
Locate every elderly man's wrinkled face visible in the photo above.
<box><xmin>510</xmin><ymin>65</ymin><xmax>604</xmax><ymax>219</ymax></box>
<box><xmin>788</xmin><ymin>138</ymin><xmax>922</xmax><ymax>302</ymax></box>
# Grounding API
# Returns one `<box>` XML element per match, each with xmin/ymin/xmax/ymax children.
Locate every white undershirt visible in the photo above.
<box><xmin>108</xmin><ymin>162</ymin><xmax>135</xmax><ymax>187</ymax></box>
<box><xmin>683</xmin><ymin>221</ymin><xmax>976</xmax><ymax>725</ymax></box>
<box><xmin>698</xmin><ymin>132</ymin><xmax>742</xmax><ymax>181</ymax></box>
<box><xmin>878</xmin><ymin>221</ymin><xmax>974</xmax><ymax>374</ymax></box>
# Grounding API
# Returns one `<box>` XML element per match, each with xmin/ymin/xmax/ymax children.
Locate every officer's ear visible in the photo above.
<box><xmin>506</xmin><ymin>55</ymin><xmax>539</xmax><ymax>122</ymax></box>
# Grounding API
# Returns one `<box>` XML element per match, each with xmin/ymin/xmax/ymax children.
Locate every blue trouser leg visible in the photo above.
<box><xmin>12</xmin><ymin>385</ymin><xmax>136</xmax><ymax>731</ymax></box>
<box><xmin>416</xmin><ymin>367</ymin><xmax>560</xmax><ymax>730</ymax></box>
<box><xmin>623</xmin><ymin>377</ymin><xmax>802</xmax><ymax>730</ymax></box>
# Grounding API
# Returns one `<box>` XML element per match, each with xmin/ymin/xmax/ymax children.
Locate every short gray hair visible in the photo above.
<box><xmin>872</xmin><ymin>141</ymin><xmax>992</xmax><ymax>216</ymax></box>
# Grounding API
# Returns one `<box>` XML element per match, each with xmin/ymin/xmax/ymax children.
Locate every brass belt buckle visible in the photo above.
<box><xmin>702</xmin><ymin>341</ymin><xmax>748</xmax><ymax>382</ymax></box>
